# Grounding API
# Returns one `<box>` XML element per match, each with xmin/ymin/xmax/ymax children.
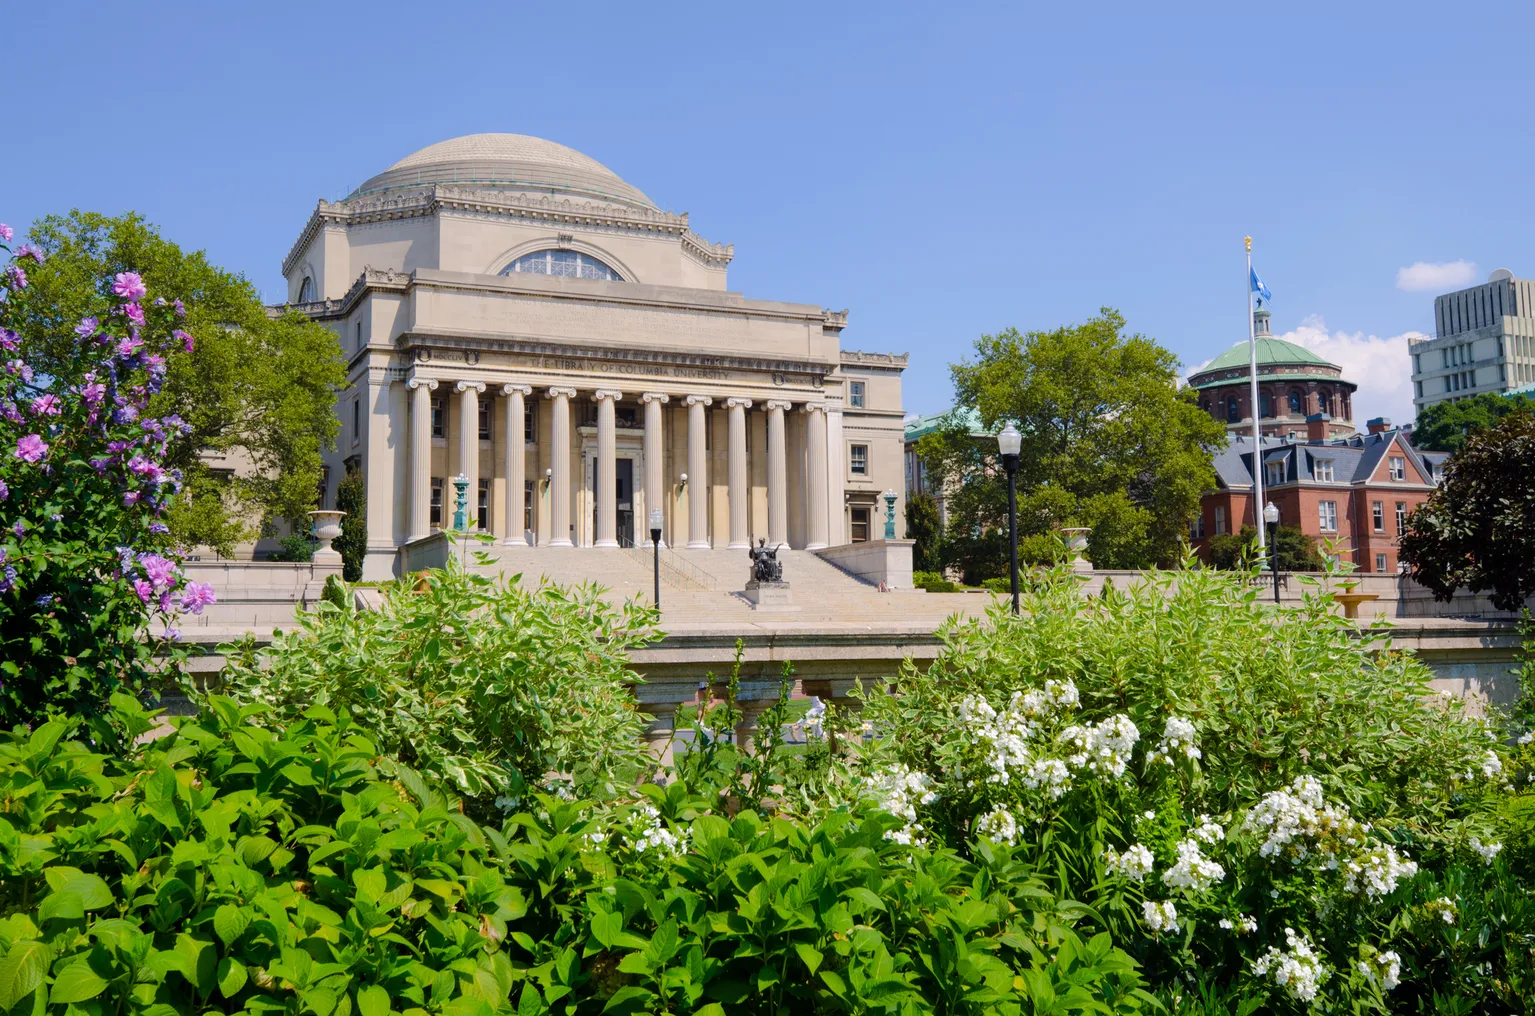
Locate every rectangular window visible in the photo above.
<box><xmin>355</xmin><ymin>321</ymin><xmax>363</xmax><ymax>351</ymax></box>
<box><xmin>1313</xmin><ymin>458</ymin><xmax>1334</xmax><ymax>482</ymax></box>
<box><xmin>850</xmin><ymin>444</ymin><xmax>869</xmax><ymax>475</ymax></box>
<box><xmin>1389</xmin><ymin>456</ymin><xmax>1405</xmax><ymax>481</ymax></box>
<box><xmin>478</xmin><ymin>400</ymin><xmax>492</xmax><ymax>441</ymax></box>
<box><xmin>1396</xmin><ymin>501</ymin><xmax>1407</xmax><ymax>534</ymax></box>
<box><xmin>430</xmin><ymin>478</ymin><xmax>443</xmax><ymax>527</ymax></box>
<box><xmin>1265</xmin><ymin>461</ymin><xmax>1283</xmax><ymax>486</ymax></box>
<box><xmin>524</xmin><ymin>407</ymin><xmax>537</xmax><ymax>443</ymax></box>
<box><xmin>1214</xmin><ymin>505</ymin><xmax>1227</xmax><ymax>535</ymax></box>
<box><xmin>848</xmin><ymin>381</ymin><xmax>866</xmax><ymax>408</ymax></box>
<box><xmin>1371</xmin><ymin>501</ymin><xmax>1384</xmax><ymax>532</ymax></box>
<box><xmin>431</xmin><ymin>397</ymin><xmax>445</xmax><ymax>439</ymax></box>
<box><xmin>1189</xmin><ymin>514</ymin><xmax>1206</xmax><ymax>540</ymax></box>
<box><xmin>477</xmin><ymin>479</ymin><xmax>490</xmax><ymax>530</ymax></box>
<box><xmin>850</xmin><ymin>506</ymin><xmax>870</xmax><ymax>543</ymax></box>
<box><xmin>524</xmin><ymin>480</ymin><xmax>534</xmax><ymax>535</ymax></box>
<box><xmin>352</xmin><ymin>400</ymin><xmax>360</xmax><ymax>443</ymax></box>
<box><xmin>1319</xmin><ymin>500</ymin><xmax>1338</xmax><ymax>532</ymax></box>
<box><xmin>1375</xmin><ymin>553</ymin><xmax>1387</xmax><ymax>573</ymax></box>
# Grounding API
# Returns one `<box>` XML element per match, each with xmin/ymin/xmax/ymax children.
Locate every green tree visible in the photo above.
<box><xmin>904</xmin><ymin>491</ymin><xmax>943</xmax><ymax>573</ymax></box>
<box><xmin>1206</xmin><ymin>524</ymin><xmax>1326</xmax><ymax>571</ymax></box>
<box><xmin>1412</xmin><ymin>391</ymin><xmax>1535</xmax><ymax>452</ymax></box>
<box><xmin>1400</xmin><ymin>409</ymin><xmax>1535</xmax><ymax>612</ymax></box>
<box><xmin>923</xmin><ymin>309</ymin><xmax>1224</xmax><ymax>569</ymax></box>
<box><xmin>12</xmin><ymin>210</ymin><xmax>346</xmax><ymax>555</ymax></box>
<box><xmin>334</xmin><ymin>469</ymin><xmax>368</xmax><ymax>581</ymax></box>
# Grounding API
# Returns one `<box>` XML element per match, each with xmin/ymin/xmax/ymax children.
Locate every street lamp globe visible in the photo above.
<box><xmin>1263</xmin><ymin>502</ymin><xmax>1280</xmax><ymax>526</ymax></box>
<box><xmin>997</xmin><ymin>423</ymin><xmax>1022</xmax><ymax>459</ymax></box>
<box><xmin>648</xmin><ymin>507</ymin><xmax>663</xmax><ymax>538</ymax></box>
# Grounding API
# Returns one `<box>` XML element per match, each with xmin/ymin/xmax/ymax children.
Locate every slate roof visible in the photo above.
<box><xmin>1212</xmin><ymin>429</ymin><xmax>1439</xmax><ymax>489</ymax></box>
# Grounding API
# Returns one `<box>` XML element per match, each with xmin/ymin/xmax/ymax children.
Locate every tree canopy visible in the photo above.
<box><xmin>1411</xmin><ymin>390</ymin><xmax>1535</xmax><ymax>452</ymax></box>
<box><xmin>12</xmin><ymin>211</ymin><xmax>345</xmax><ymax>554</ymax></box>
<box><xmin>1399</xmin><ymin>409</ymin><xmax>1535</xmax><ymax>612</ymax></box>
<box><xmin>919</xmin><ymin>309</ymin><xmax>1224</xmax><ymax>569</ymax></box>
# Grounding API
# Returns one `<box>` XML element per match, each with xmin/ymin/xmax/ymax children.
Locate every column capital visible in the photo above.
<box><xmin>501</xmin><ymin>382</ymin><xmax>533</xmax><ymax>396</ymax></box>
<box><xmin>801</xmin><ymin>401</ymin><xmax>826</xmax><ymax>414</ymax></box>
<box><xmin>641</xmin><ymin>392</ymin><xmax>670</xmax><ymax>404</ymax></box>
<box><xmin>764</xmin><ymin>399</ymin><xmax>793</xmax><ymax>411</ymax></box>
<box><xmin>592</xmin><ymin>388</ymin><xmax>624</xmax><ymax>402</ymax></box>
<box><xmin>546</xmin><ymin>386</ymin><xmax>577</xmax><ymax>399</ymax></box>
<box><xmin>456</xmin><ymin>380</ymin><xmax>486</xmax><ymax>394</ymax></box>
<box><xmin>407</xmin><ymin>377</ymin><xmax>439</xmax><ymax>391</ymax></box>
<box><xmin>726</xmin><ymin>397</ymin><xmax>754</xmax><ymax>409</ymax></box>
<box><xmin>685</xmin><ymin>394</ymin><xmax>713</xmax><ymax>407</ymax></box>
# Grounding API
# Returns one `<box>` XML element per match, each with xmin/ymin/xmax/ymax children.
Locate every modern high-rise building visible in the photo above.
<box><xmin>1409</xmin><ymin>269</ymin><xmax>1535</xmax><ymax>413</ymax></box>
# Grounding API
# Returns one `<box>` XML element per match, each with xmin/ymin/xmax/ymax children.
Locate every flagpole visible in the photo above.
<box><xmin>1246</xmin><ymin>236</ymin><xmax>1267</xmax><ymax>556</ymax></box>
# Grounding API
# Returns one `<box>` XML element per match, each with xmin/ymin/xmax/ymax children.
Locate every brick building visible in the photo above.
<box><xmin>1191</xmin><ymin>417</ymin><xmax>1447</xmax><ymax>574</ymax></box>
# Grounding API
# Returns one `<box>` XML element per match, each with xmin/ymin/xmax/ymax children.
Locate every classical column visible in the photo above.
<box><xmin>725</xmin><ymin>397</ymin><xmax>752</xmax><ymax>550</ymax></box>
<box><xmin>825</xmin><ymin>407</ymin><xmax>846</xmax><ymax>546</ymax></box>
<box><xmin>455</xmin><ymin>381</ymin><xmax>485</xmax><ymax>527</ymax></box>
<box><xmin>502</xmin><ymin>383</ymin><xmax>532</xmax><ymax>546</ymax></box>
<box><xmin>592</xmin><ymin>389</ymin><xmax>623</xmax><ymax>549</ymax></box>
<box><xmin>407</xmin><ymin>377</ymin><xmax>438</xmax><ymax>541</ymax></box>
<box><xmin>641</xmin><ymin>393</ymin><xmax>669</xmax><ymax>546</ymax></box>
<box><xmin>765</xmin><ymin>400</ymin><xmax>791</xmax><ymax>548</ymax></box>
<box><xmin>685</xmin><ymin>395</ymin><xmax>712</xmax><ymax>549</ymax></box>
<box><xmin>804</xmin><ymin>402</ymin><xmax>829</xmax><ymax>550</ymax></box>
<box><xmin>547</xmin><ymin>386</ymin><xmax>576</xmax><ymax>547</ymax></box>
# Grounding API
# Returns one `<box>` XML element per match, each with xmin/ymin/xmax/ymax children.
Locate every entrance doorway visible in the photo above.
<box><xmin>616</xmin><ymin>458</ymin><xmax>634</xmax><ymax>547</ymax></box>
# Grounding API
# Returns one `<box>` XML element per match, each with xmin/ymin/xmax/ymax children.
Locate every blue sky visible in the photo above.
<box><xmin>5</xmin><ymin>1</ymin><xmax>1532</xmax><ymax>426</ymax></box>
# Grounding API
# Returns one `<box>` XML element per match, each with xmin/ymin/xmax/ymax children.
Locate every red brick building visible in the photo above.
<box><xmin>1191</xmin><ymin>417</ymin><xmax>1446</xmax><ymax>573</ymax></box>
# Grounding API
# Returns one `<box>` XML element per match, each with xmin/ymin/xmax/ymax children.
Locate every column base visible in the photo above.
<box><xmin>548</xmin><ymin>538</ymin><xmax>574</xmax><ymax>548</ymax></box>
<box><xmin>686</xmin><ymin>540</ymin><xmax>712</xmax><ymax>549</ymax></box>
<box><xmin>594</xmin><ymin>539</ymin><xmax>619</xmax><ymax>549</ymax></box>
<box><xmin>727</xmin><ymin>540</ymin><xmax>750</xmax><ymax>550</ymax></box>
<box><xmin>500</xmin><ymin>536</ymin><xmax>528</xmax><ymax>547</ymax></box>
<box><xmin>805</xmin><ymin>542</ymin><xmax>828</xmax><ymax>551</ymax></box>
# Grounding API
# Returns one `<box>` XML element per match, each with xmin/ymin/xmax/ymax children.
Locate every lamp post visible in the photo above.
<box><xmin>648</xmin><ymin>507</ymin><xmax>664</xmax><ymax>608</ymax></box>
<box><xmin>997</xmin><ymin>423</ymin><xmax>1022</xmax><ymax>615</ymax></box>
<box><xmin>1263</xmin><ymin>501</ymin><xmax>1281</xmax><ymax>603</ymax></box>
<box><xmin>882</xmin><ymin>490</ymin><xmax>898</xmax><ymax>540</ymax></box>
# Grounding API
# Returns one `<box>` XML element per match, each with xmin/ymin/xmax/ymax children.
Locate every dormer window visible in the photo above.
<box><xmin>503</xmin><ymin>249</ymin><xmax>624</xmax><ymax>282</ymax></box>
<box><xmin>297</xmin><ymin>276</ymin><xmax>316</xmax><ymax>303</ymax></box>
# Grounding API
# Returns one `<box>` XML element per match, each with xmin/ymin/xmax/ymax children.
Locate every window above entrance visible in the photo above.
<box><xmin>502</xmin><ymin>249</ymin><xmax>625</xmax><ymax>282</ymax></box>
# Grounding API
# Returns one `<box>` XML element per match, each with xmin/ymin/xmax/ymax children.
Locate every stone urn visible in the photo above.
<box><xmin>307</xmin><ymin>510</ymin><xmax>346</xmax><ymax>562</ymax></box>
<box><xmin>1060</xmin><ymin>527</ymin><xmax>1092</xmax><ymax>573</ymax></box>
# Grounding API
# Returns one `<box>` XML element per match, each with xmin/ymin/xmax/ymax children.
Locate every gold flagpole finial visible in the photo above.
<box><xmin>1244</xmin><ymin>236</ymin><xmax>1252</xmax><ymax>253</ymax></box>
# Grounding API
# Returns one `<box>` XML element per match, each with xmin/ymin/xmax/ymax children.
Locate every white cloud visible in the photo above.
<box><xmin>1275</xmin><ymin>315</ymin><xmax>1426</xmax><ymax>426</ymax></box>
<box><xmin>1396</xmin><ymin>260</ymin><xmax>1478</xmax><ymax>292</ymax></box>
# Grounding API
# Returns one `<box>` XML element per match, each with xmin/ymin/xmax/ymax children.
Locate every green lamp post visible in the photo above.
<box><xmin>882</xmin><ymin>490</ymin><xmax>898</xmax><ymax>540</ymax></box>
<box><xmin>451</xmin><ymin>474</ymin><xmax>470</xmax><ymax>531</ymax></box>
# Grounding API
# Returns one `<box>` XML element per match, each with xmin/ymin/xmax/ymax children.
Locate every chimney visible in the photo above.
<box><xmin>1366</xmin><ymin>417</ymin><xmax>1391</xmax><ymax>435</ymax></box>
<box><xmin>1306</xmin><ymin>412</ymin><xmax>1331</xmax><ymax>443</ymax></box>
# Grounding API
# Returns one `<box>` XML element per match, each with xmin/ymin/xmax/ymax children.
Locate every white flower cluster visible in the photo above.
<box><xmin>865</xmin><ymin>764</ymin><xmax>938</xmax><ymax>845</ymax></box>
<box><xmin>974</xmin><ymin>806</ymin><xmax>1019</xmax><ymax>845</ymax></box>
<box><xmin>1147</xmin><ymin>715</ymin><xmax>1203</xmax><ymax>764</ymax></box>
<box><xmin>1358</xmin><ymin>949</ymin><xmax>1402</xmax><ymax>992</ymax></box>
<box><xmin>959</xmin><ymin>693</ymin><xmax>1037</xmax><ymax>785</ymax></box>
<box><xmin>630</xmin><ymin>805</ymin><xmax>686</xmax><ymax>855</ymax></box>
<box><xmin>1104</xmin><ymin>843</ymin><xmax>1155</xmax><ymax>882</ymax></box>
<box><xmin>1060</xmin><ymin>714</ymin><xmax>1140</xmax><ymax>778</ymax></box>
<box><xmin>1191</xmin><ymin>814</ymin><xmax>1225</xmax><ymax>844</ymax></box>
<box><xmin>1469</xmin><ymin>837</ymin><xmax>1503</xmax><ymax>863</ymax></box>
<box><xmin>1161</xmin><ymin>838</ymin><xmax>1226</xmax><ymax>892</ymax></box>
<box><xmin>1479</xmin><ymin>750</ymin><xmax>1503</xmax><ymax>779</ymax></box>
<box><xmin>1022</xmin><ymin>757</ymin><xmax>1073</xmax><ymax>799</ymax></box>
<box><xmin>1340</xmin><ymin>843</ymin><xmax>1419</xmax><ymax>899</ymax></box>
<box><xmin>1021</xmin><ymin>678</ymin><xmax>1080</xmax><ymax>715</ymax></box>
<box><xmin>1252</xmin><ymin>928</ymin><xmax>1329</xmax><ymax>1002</ymax></box>
<box><xmin>1426</xmin><ymin>897</ymin><xmax>1458</xmax><ymax>925</ymax></box>
<box><xmin>1141</xmin><ymin>900</ymin><xmax>1179</xmax><ymax>935</ymax></box>
<box><xmin>1518</xmin><ymin>731</ymin><xmax>1534</xmax><ymax>746</ymax></box>
<box><xmin>1218</xmin><ymin>914</ymin><xmax>1258</xmax><ymax>935</ymax></box>
<box><xmin>1243</xmin><ymin>776</ymin><xmax>1338</xmax><ymax>860</ymax></box>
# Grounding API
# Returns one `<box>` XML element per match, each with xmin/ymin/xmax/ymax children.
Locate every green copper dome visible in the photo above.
<box><xmin>1193</xmin><ymin>338</ymin><xmax>1336</xmax><ymax>376</ymax></box>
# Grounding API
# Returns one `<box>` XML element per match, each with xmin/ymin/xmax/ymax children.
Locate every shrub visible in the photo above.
<box><xmin>914</xmin><ymin>570</ymin><xmax>960</xmax><ymax>593</ymax></box>
<box><xmin>1207</xmin><ymin>524</ymin><xmax>1325</xmax><ymax>571</ymax></box>
<box><xmin>214</xmin><ymin>549</ymin><xmax>656</xmax><ymax>814</ymax></box>
<box><xmin>0</xmin><ymin>237</ymin><xmax>214</xmax><ymax>725</ymax></box>
<box><xmin>0</xmin><ymin>697</ymin><xmax>1157</xmax><ymax>1016</ymax></box>
<box><xmin>270</xmin><ymin>531</ymin><xmax>314</xmax><ymax>562</ymax></box>
<box><xmin>334</xmin><ymin>468</ymin><xmax>366</xmax><ymax>581</ymax></box>
<box><xmin>904</xmin><ymin>491</ymin><xmax>943</xmax><ymax>573</ymax></box>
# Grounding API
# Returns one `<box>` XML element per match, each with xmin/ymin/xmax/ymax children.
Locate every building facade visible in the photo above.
<box><xmin>1187</xmin><ymin>308</ymin><xmax>1357</xmax><ymax>440</ymax></box>
<box><xmin>1409</xmin><ymin>269</ymin><xmax>1535</xmax><ymax>413</ymax></box>
<box><xmin>1191</xmin><ymin>418</ymin><xmax>1445</xmax><ymax>574</ymax></box>
<box><xmin>283</xmin><ymin>134</ymin><xmax>907</xmax><ymax>578</ymax></box>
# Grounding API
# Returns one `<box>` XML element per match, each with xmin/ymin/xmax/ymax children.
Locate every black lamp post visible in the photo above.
<box><xmin>997</xmin><ymin>423</ymin><xmax>1022</xmax><ymax>615</ymax></box>
<box><xmin>648</xmin><ymin>507</ymin><xmax>664</xmax><ymax>608</ymax></box>
<box><xmin>1263</xmin><ymin>501</ymin><xmax>1281</xmax><ymax>603</ymax></box>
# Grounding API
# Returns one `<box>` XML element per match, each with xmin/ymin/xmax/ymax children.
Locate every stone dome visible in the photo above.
<box><xmin>350</xmin><ymin>133</ymin><xmax>656</xmax><ymax>210</ymax></box>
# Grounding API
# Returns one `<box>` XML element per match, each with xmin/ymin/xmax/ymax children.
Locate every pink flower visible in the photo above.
<box><xmin>74</xmin><ymin>317</ymin><xmax>98</xmax><ymax>339</ymax></box>
<box><xmin>14</xmin><ymin>434</ymin><xmax>47</xmax><ymax>463</ymax></box>
<box><xmin>174</xmin><ymin>329</ymin><xmax>193</xmax><ymax>353</ymax></box>
<box><xmin>6</xmin><ymin>265</ymin><xmax>27</xmax><ymax>289</ymax></box>
<box><xmin>0</xmin><ymin>223</ymin><xmax>12</xmax><ymax>242</ymax></box>
<box><xmin>29</xmin><ymin>394</ymin><xmax>61</xmax><ymax>416</ymax></box>
<box><xmin>13</xmin><ymin>244</ymin><xmax>42</xmax><ymax>263</ymax></box>
<box><xmin>139</xmin><ymin>553</ymin><xmax>178</xmax><ymax>589</ymax></box>
<box><xmin>132</xmin><ymin>578</ymin><xmax>153</xmax><ymax>604</ymax></box>
<box><xmin>112</xmin><ymin>271</ymin><xmax>147</xmax><ymax>301</ymax></box>
<box><xmin>122</xmin><ymin>303</ymin><xmax>145</xmax><ymax>327</ymax></box>
<box><xmin>81</xmin><ymin>382</ymin><xmax>106</xmax><ymax>406</ymax></box>
<box><xmin>178</xmin><ymin>581</ymin><xmax>216</xmax><ymax>615</ymax></box>
<box><xmin>116</xmin><ymin>335</ymin><xmax>144</xmax><ymax>358</ymax></box>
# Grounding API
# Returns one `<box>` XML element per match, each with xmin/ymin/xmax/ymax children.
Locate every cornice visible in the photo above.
<box><xmin>841</xmin><ymin>349</ymin><xmax>908</xmax><ymax>368</ymax></box>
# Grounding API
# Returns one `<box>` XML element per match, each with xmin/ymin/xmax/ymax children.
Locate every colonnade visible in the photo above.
<box><xmin>405</xmin><ymin>376</ymin><xmax>829</xmax><ymax>550</ymax></box>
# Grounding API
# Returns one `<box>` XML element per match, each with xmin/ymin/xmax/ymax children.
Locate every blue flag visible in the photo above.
<box><xmin>1250</xmin><ymin>266</ymin><xmax>1272</xmax><ymax>302</ymax></box>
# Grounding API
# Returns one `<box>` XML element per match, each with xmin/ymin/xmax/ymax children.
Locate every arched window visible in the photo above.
<box><xmin>1288</xmin><ymin>389</ymin><xmax>1303</xmax><ymax>414</ymax></box>
<box><xmin>1225</xmin><ymin>396</ymin><xmax>1240</xmax><ymax>423</ymax></box>
<box><xmin>502</xmin><ymin>249</ymin><xmax>624</xmax><ymax>282</ymax></box>
<box><xmin>1259</xmin><ymin>391</ymin><xmax>1273</xmax><ymax>418</ymax></box>
<box><xmin>1319</xmin><ymin>389</ymin><xmax>1333</xmax><ymax>416</ymax></box>
<box><xmin>297</xmin><ymin>276</ymin><xmax>316</xmax><ymax>303</ymax></box>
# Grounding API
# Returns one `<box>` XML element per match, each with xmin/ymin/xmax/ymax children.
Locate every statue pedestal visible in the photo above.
<box><xmin>743</xmin><ymin>579</ymin><xmax>794</xmax><ymax>609</ymax></box>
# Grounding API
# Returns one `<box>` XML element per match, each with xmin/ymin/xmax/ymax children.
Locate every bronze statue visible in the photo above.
<box><xmin>748</xmin><ymin>538</ymin><xmax>783</xmax><ymax>584</ymax></box>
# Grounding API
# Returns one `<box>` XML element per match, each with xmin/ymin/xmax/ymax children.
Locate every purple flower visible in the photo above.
<box><xmin>138</xmin><ymin>553</ymin><xmax>178</xmax><ymax>589</ymax></box>
<box><xmin>116</xmin><ymin>335</ymin><xmax>144</xmax><ymax>358</ymax></box>
<box><xmin>74</xmin><ymin>317</ymin><xmax>99</xmax><ymax>339</ymax></box>
<box><xmin>33</xmin><ymin>593</ymin><xmax>54</xmax><ymax>608</ymax></box>
<box><xmin>89</xmin><ymin>457</ymin><xmax>110</xmax><ymax>473</ymax></box>
<box><xmin>0</xmin><ymin>565</ymin><xmax>15</xmax><ymax>594</ymax></box>
<box><xmin>6</xmin><ymin>359</ymin><xmax>33</xmax><ymax>382</ymax></box>
<box><xmin>0</xmin><ymin>329</ymin><xmax>17</xmax><ymax>352</ymax></box>
<box><xmin>132</xmin><ymin>578</ymin><xmax>153</xmax><ymax>603</ymax></box>
<box><xmin>14</xmin><ymin>434</ymin><xmax>47</xmax><ymax>463</ymax></box>
<box><xmin>81</xmin><ymin>382</ymin><xmax>105</xmax><ymax>406</ymax></box>
<box><xmin>122</xmin><ymin>303</ymin><xmax>145</xmax><ymax>328</ymax></box>
<box><xmin>13</xmin><ymin>244</ymin><xmax>42</xmax><ymax>264</ymax></box>
<box><xmin>112</xmin><ymin>271</ymin><xmax>147</xmax><ymax>301</ymax></box>
<box><xmin>116</xmin><ymin>545</ymin><xmax>135</xmax><ymax>573</ymax></box>
<box><xmin>178</xmin><ymin>581</ymin><xmax>216</xmax><ymax>615</ymax></box>
<box><xmin>4</xmin><ymin>265</ymin><xmax>26</xmax><ymax>289</ymax></box>
<box><xmin>174</xmin><ymin>329</ymin><xmax>194</xmax><ymax>353</ymax></box>
<box><xmin>123</xmin><ymin>491</ymin><xmax>140</xmax><ymax>507</ymax></box>
<box><xmin>113</xmin><ymin>406</ymin><xmax>139</xmax><ymax>425</ymax></box>
<box><xmin>0</xmin><ymin>223</ymin><xmax>12</xmax><ymax>242</ymax></box>
<box><xmin>149</xmin><ymin>521</ymin><xmax>169</xmax><ymax>534</ymax></box>
<box><xmin>1</xmin><ymin>403</ymin><xmax>20</xmax><ymax>424</ymax></box>
<box><xmin>0</xmin><ymin>480</ymin><xmax>6</xmax><ymax>502</ymax></box>
<box><xmin>12</xmin><ymin>520</ymin><xmax>25</xmax><ymax>538</ymax></box>
<box><xmin>29</xmin><ymin>394</ymin><xmax>60</xmax><ymax>416</ymax></box>
<box><xmin>153</xmin><ymin>296</ymin><xmax>166</xmax><ymax>306</ymax></box>
<box><xmin>173</xmin><ymin>299</ymin><xmax>185</xmax><ymax>318</ymax></box>
<box><xmin>165</xmin><ymin>628</ymin><xmax>181</xmax><ymax>642</ymax></box>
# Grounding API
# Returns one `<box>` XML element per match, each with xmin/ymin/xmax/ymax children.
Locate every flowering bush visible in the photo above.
<box><xmin>0</xmin><ymin>228</ymin><xmax>212</xmax><ymax>723</ymax></box>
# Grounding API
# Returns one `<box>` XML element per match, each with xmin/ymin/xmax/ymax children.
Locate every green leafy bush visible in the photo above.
<box><xmin>0</xmin><ymin>697</ymin><xmax>1158</xmax><ymax>1016</ymax></box>
<box><xmin>213</xmin><ymin>552</ymin><xmax>654</xmax><ymax>813</ymax></box>
<box><xmin>270</xmin><ymin>532</ymin><xmax>315</xmax><ymax>563</ymax></box>
<box><xmin>913</xmin><ymin>570</ymin><xmax>960</xmax><ymax>593</ymax></box>
<box><xmin>334</xmin><ymin>470</ymin><xmax>367</xmax><ymax>582</ymax></box>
